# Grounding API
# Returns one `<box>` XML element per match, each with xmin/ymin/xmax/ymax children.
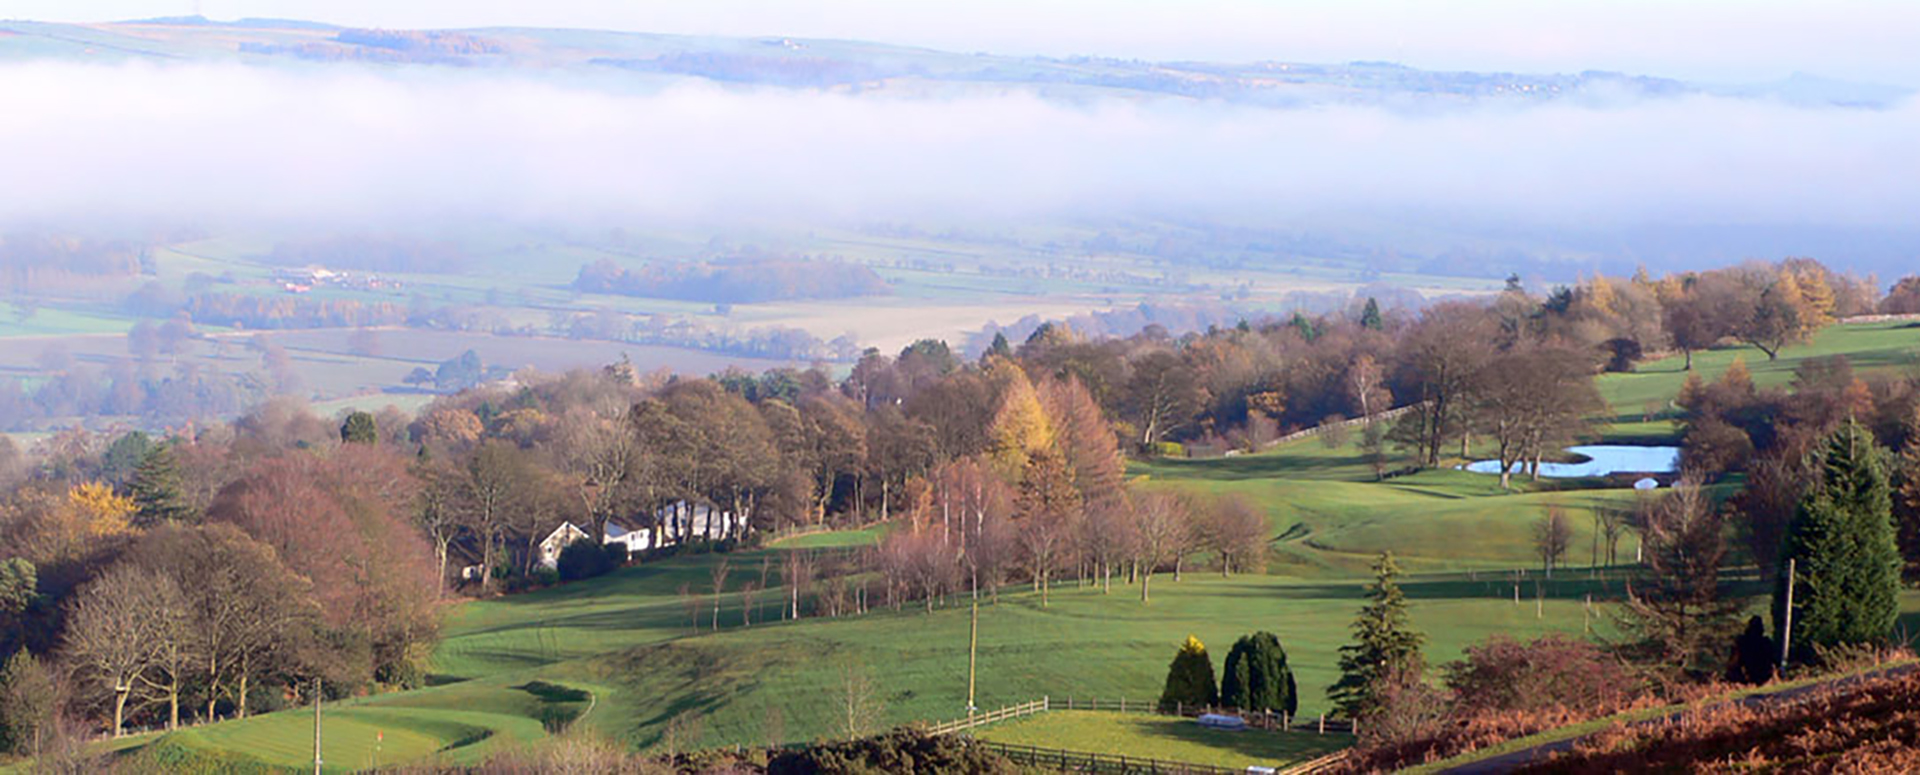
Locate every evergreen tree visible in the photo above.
<box><xmin>100</xmin><ymin>430</ymin><xmax>153</xmax><ymax>485</ymax></box>
<box><xmin>129</xmin><ymin>444</ymin><xmax>193</xmax><ymax>526</ymax></box>
<box><xmin>340</xmin><ymin>410</ymin><xmax>380</xmax><ymax>445</ymax></box>
<box><xmin>1288</xmin><ymin>312</ymin><xmax>1317</xmax><ymax>342</ymax></box>
<box><xmin>1774</xmin><ymin>419</ymin><xmax>1901</xmax><ymax>663</ymax></box>
<box><xmin>1157</xmin><ymin>635</ymin><xmax>1218</xmax><ymax>711</ymax></box>
<box><xmin>1329</xmin><ymin>552</ymin><xmax>1425</xmax><ymax>719</ymax></box>
<box><xmin>1219</xmin><ymin>631</ymin><xmax>1298</xmax><ymax>716</ymax></box>
<box><xmin>986</xmin><ymin>331</ymin><xmax>1012</xmax><ymax>362</ymax></box>
<box><xmin>1360</xmin><ymin>297</ymin><xmax>1383</xmax><ymax>330</ymax></box>
<box><xmin>1894</xmin><ymin>409</ymin><xmax>1920</xmax><ymax>583</ymax></box>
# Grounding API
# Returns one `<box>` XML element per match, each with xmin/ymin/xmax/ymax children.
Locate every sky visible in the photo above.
<box><xmin>6</xmin><ymin>0</ymin><xmax>1919</xmax><ymax>85</ymax></box>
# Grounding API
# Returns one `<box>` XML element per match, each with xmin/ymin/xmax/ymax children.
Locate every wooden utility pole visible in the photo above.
<box><xmin>1779</xmin><ymin>558</ymin><xmax>1796</xmax><ymax>674</ymax></box>
<box><xmin>967</xmin><ymin>582</ymin><xmax>979</xmax><ymax>719</ymax></box>
<box><xmin>312</xmin><ymin>678</ymin><xmax>322</xmax><ymax>775</ymax></box>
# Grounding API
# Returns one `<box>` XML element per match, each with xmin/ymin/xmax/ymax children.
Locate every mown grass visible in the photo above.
<box><xmin>974</xmin><ymin>710</ymin><xmax>1351</xmax><ymax>770</ymax></box>
<box><xmin>72</xmin><ymin>320</ymin><xmax>1917</xmax><ymax>770</ymax></box>
<box><xmin>1595</xmin><ymin>320</ymin><xmax>1920</xmax><ymax>421</ymax></box>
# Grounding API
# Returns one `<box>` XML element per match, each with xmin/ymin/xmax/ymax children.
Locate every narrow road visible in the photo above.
<box><xmin>1437</xmin><ymin>661</ymin><xmax>1919</xmax><ymax>774</ymax></box>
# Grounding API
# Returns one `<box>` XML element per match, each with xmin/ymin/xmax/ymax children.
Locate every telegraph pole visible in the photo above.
<box><xmin>312</xmin><ymin>678</ymin><xmax>323</xmax><ymax>775</ymax></box>
<box><xmin>1779</xmin><ymin>558</ymin><xmax>1796</xmax><ymax>675</ymax></box>
<box><xmin>967</xmin><ymin>578</ymin><xmax>979</xmax><ymax>720</ymax></box>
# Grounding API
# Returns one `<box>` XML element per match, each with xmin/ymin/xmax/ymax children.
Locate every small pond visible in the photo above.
<box><xmin>1463</xmin><ymin>445</ymin><xmax>1679</xmax><ymax>478</ymax></box>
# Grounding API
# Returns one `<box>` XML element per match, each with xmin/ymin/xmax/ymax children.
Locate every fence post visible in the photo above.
<box><xmin>1043</xmin><ymin>695</ymin><xmax>1049</xmax><ymax>712</ymax></box>
<box><xmin>1319</xmin><ymin>713</ymin><xmax>1325</xmax><ymax>734</ymax></box>
<box><xmin>1120</xmin><ymin>697</ymin><xmax>1126</xmax><ymax>713</ymax></box>
<box><xmin>1176</xmin><ymin>700</ymin><xmax>1182</xmax><ymax>717</ymax></box>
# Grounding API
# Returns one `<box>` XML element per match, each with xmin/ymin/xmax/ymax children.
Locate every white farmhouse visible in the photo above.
<box><xmin>537</xmin><ymin>521</ymin><xmax>592</xmax><ymax>568</ymax></box>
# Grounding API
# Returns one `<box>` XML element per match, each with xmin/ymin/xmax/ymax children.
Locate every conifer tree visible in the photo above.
<box><xmin>1360</xmin><ymin>297</ymin><xmax>1383</xmax><ymax>330</ymax></box>
<box><xmin>1329</xmin><ymin>552</ymin><xmax>1425</xmax><ymax>719</ymax></box>
<box><xmin>1220</xmin><ymin>631</ymin><xmax>1298</xmax><ymax>716</ymax></box>
<box><xmin>1775</xmin><ymin>419</ymin><xmax>1901</xmax><ymax>663</ymax></box>
<box><xmin>129</xmin><ymin>444</ymin><xmax>193</xmax><ymax>526</ymax></box>
<box><xmin>1894</xmin><ymin>408</ymin><xmax>1920</xmax><ymax>583</ymax></box>
<box><xmin>340</xmin><ymin>410</ymin><xmax>379</xmax><ymax>445</ymax></box>
<box><xmin>1158</xmin><ymin>635</ymin><xmax>1218</xmax><ymax>711</ymax></box>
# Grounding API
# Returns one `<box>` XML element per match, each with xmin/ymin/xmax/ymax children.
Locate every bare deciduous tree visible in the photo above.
<box><xmin>1533</xmin><ymin>504</ymin><xmax>1573</xmax><ymax>578</ymax></box>
<box><xmin>62</xmin><ymin>567</ymin><xmax>188</xmax><ymax>736</ymax></box>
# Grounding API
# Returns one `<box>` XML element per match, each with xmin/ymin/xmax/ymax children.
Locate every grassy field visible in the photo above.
<box><xmin>66</xmin><ymin>320</ymin><xmax>1920</xmax><ymax>770</ymax></box>
<box><xmin>1597</xmin><ymin>320</ymin><xmax>1920</xmax><ymax>421</ymax></box>
<box><xmin>975</xmin><ymin>710</ymin><xmax>1351</xmax><ymax>769</ymax></box>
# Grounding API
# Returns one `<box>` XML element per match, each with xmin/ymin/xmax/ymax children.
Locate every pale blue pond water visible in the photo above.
<box><xmin>1464</xmin><ymin>445</ymin><xmax>1680</xmax><ymax>478</ymax></box>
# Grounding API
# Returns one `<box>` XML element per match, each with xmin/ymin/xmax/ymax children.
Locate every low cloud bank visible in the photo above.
<box><xmin>2</xmin><ymin>61</ymin><xmax>1916</xmax><ymax>232</ymax></box>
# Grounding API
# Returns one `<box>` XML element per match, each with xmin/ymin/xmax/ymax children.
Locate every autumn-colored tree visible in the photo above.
<box><xmin>1617</xmin><ymin>478</ymin><xmax>1742</xmax><ymax>675</ymax></box>
<box><xmin>1014</xmin><ymin>448</ymin><xmax>1080</xmax><ymax>606</ymax></box>
<box><xmin>1197</xmin><ymin>495</ymin><xmax>1268</xmax><ymax>576</ymax></box>
<box><xmin>1122</xmin><ymin>349</ymin><xmax>1204</xmax><ymax>448</ymax></box>
<box><xmin>1390</xmin><ymin>302</ymin><xmax>1497</xmax><ymax>466</ymax></box>
<box><xmin>1472</xmin><ymin>345</ymin><xmax>1604</xmax><ymax>489</ymax></box>
<box><xmin>985</xmin><ymin>362</ymin><xmax>1054</xmax><ymax>480</ymax></box>
<box><xmin>1038</xmin><ymin>375</ymin><xmax>1124</xmax><ymax>508</ymax></box>
<box><xmin>1132</xmin><ymin>491</ymin><xmax>1188</xmax><ymax>604</ymax></box>
<box><xmin>207</xmin><ymin>447</ymin><xmax>438</xmax><ymax>688</ymax></box>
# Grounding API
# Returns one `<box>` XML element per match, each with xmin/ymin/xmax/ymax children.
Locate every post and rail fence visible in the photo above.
<box><xmin>927</xmin><ymin>695</ymin><xmax>1358</xmax><ymax>737</ymax></box>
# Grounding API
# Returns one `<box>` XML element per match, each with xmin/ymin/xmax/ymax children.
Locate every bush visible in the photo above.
<box><xmin>1444</xmin><ymin>634</ymin><xmax>1639</xmax><ymax>716</ymax></box>
<box><xmin>557</xmin><ymin>539</ymin><xmax>615</xmax><ymax>582</ymax></box>
<box><xmin>767</xmin><ymin>727</ymin><xmax>1019</xmax><ymax>774</ymax></box>
<box><xmin>1220</xmin><ymin>631</ymin><xmax>1297</xmax><ymax>716</ymax></box>
<box><xmin>1158</xmin><ymin>635</ymin><xmax>1218</xmax><ymax>711</ymax></box>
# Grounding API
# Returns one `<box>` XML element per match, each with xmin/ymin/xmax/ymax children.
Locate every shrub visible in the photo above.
<box><xmin>767</xmin><ymin>727</ymin><xmax>1019</xmax><ymax>774</ymax></box>
<box><xmin>1158</xmin><ymin>635</ymin><xmax>1218</xmax><ymax>711</ymax></box>
<box><xmin>1444</xmin><ymin>634</ymin><xmax>1639</xmax><ymax>716</ymax></box>
<box><xmin>1220</xmin><ymin>631</ymin><xmax>1298</xmax><ymax>716</ymax></box>
<box><xmin>557</xmin><ymin>539</ymin><xmax>615</xmax><ymax>582</ymax></box>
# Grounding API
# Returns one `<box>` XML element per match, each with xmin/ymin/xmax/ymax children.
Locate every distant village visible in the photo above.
<box><xmin>271</xmin><ymin>265</ymin><xmax>403</xmax><ymax>294</ymax></box>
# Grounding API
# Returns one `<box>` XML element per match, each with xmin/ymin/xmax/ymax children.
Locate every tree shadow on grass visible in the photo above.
<box><xmin>1123</xmin><ymin>715</ymin><xmax>1349</xmax><ymax>764</ymax></box>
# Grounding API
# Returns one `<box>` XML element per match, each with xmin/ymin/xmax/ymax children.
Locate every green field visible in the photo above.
<box><xmin>1597</xmin><ymin>320</ymin><xmax>1920</xmax><ymax>420</ymax></box>
<box><xmin>63</xmin><ymin>320</ymin><xmax>1920</xmax><ymax>770</ymax></box>
<box><xmin>976</xmin><ymin>710</ymin><xmax>1350</xmax><ymax>769</ymax></box>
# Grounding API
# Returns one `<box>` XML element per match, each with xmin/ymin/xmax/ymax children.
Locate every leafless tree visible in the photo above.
<box><xmin>61</xmin><ymin>566</ymin><xmax>188</xmax><ymax>736</ymax></box>
<box><xmin>1198</xmin><ymin>495</ymin><xmax>1269</xmax><ymax>576</ymax></box>
<box><xmin>710</xmin><ymin>557</ymin><xmax>731</xmax><ymax>632</ymax></box>
<box><xmin>836</xmin><ymin>656</ymin><xmax>884</xmax><ymax>741</ymax></box>
<box><xmin>1534</xmin><ymin>504</ymin><xmax>1573</xmax><ymax>578</ymax></box>
<box><xmin>1132</xmin><ymin>492</ymin><xmax>1188</xmax><ymax>603</ymax></box>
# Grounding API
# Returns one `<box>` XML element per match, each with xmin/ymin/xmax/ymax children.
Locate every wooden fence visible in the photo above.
<box><xmin>1255</xmin><ymin>404</ymin><xmax>1420</xmax><ymax>452</ymax></box>
<box><xmin>1049</xmin><ymin>696</ymin><xmax>1357</xmax><ymax>735</ymax></box>
<box><xmin>926</xmin><ymin>698</ymin><xmax>1049</xmax><ymax>736</ymax></box>
<box><xmin>971</xmin><ymin>740</ymin><xmax>1243</xmax><ymax>775</ymax></box>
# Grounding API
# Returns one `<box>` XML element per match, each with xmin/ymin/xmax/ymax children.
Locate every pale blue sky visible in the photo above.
<box><xmin>5</xmin><ymin>0</ymin><xmax>1916</xmax><ymax>84</ymax></box>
